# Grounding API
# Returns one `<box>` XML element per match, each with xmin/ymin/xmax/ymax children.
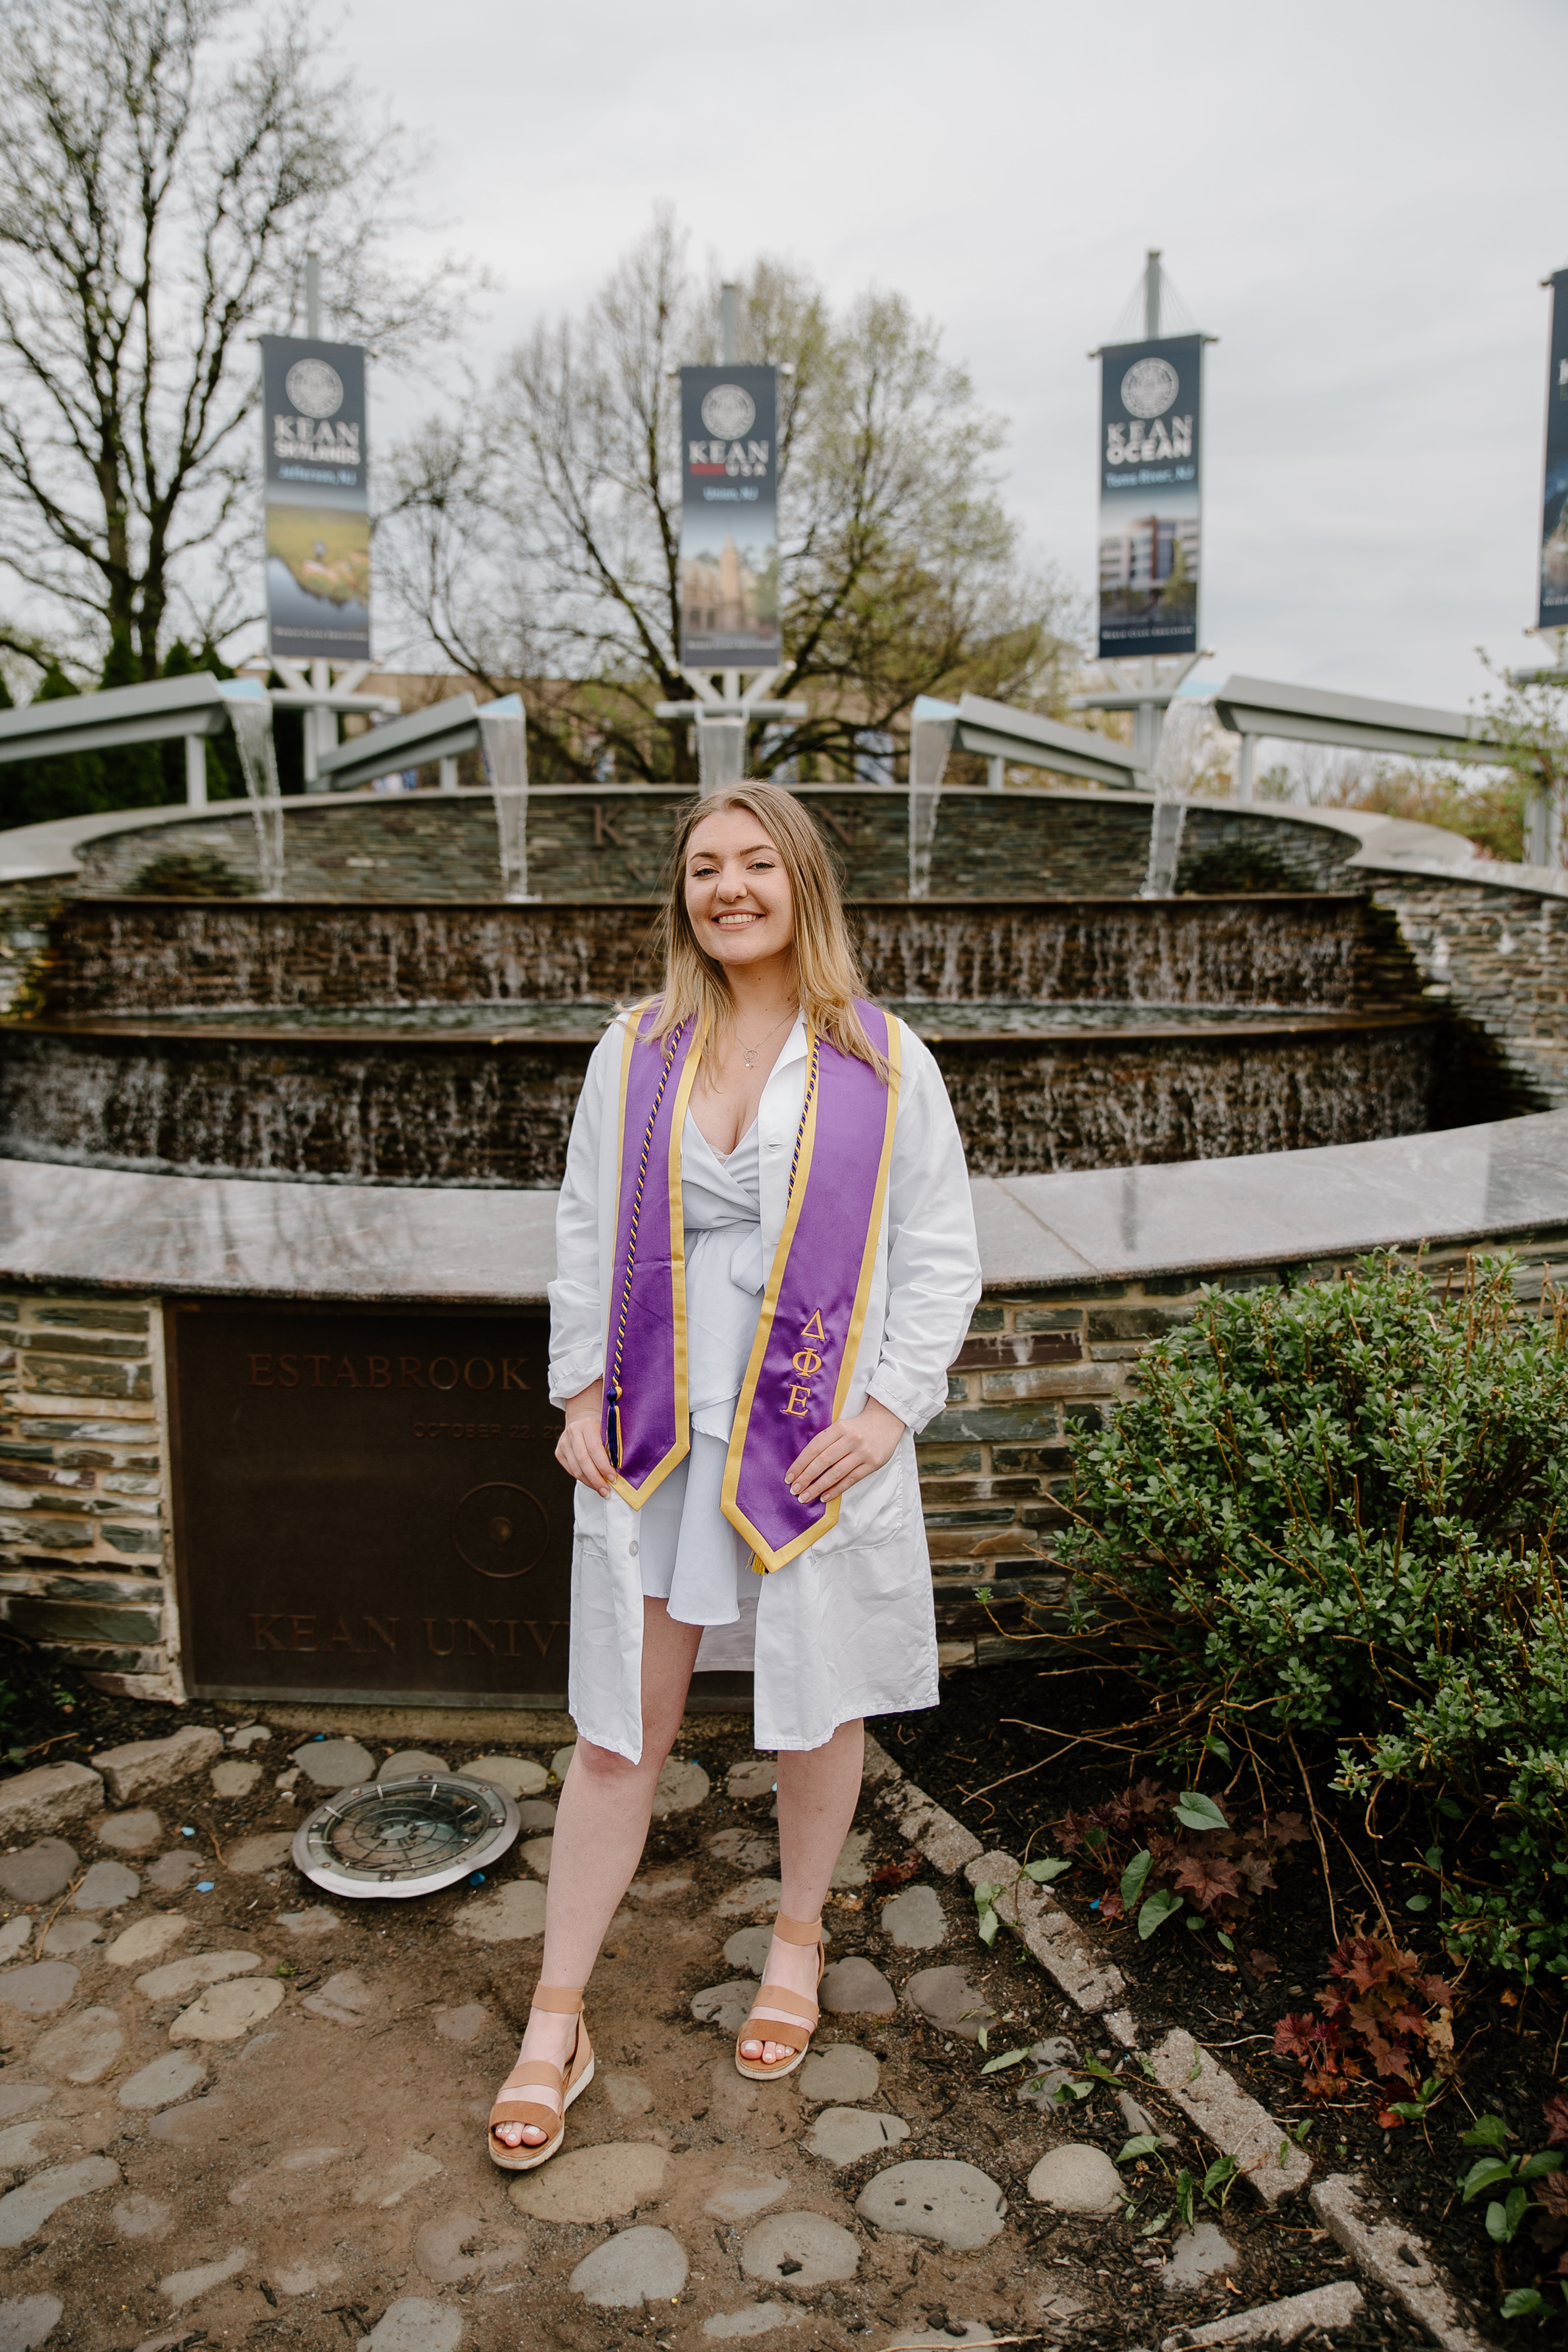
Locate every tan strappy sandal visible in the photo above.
<box><xmin>487</xmin><ymin>1985</ymin><xmax>594</xmax><ymax>2172</ymax></box>
<box><xmin>735</xmin><ymin>1912</ymin><xmax>824</xmax><ymax>2082</ymax></box>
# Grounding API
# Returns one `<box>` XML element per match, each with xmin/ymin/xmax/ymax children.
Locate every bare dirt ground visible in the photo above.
<box><xmin>0</xmin><ymin>1712</ymin><xmax>1440</xmax><ymax>2352</ymax></box>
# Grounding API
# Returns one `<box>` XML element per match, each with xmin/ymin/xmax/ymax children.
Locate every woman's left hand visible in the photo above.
<box><xmin>786</xmin><ymin>1399</ymin><xmax>906</xmax><ymax>1505</ymax></box>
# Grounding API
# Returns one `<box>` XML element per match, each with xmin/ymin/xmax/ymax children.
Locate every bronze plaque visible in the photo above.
<box><xmin>167</xmin><ymin>1301</ymin><xmax>573</xmax><ymax>1706</ymax></box>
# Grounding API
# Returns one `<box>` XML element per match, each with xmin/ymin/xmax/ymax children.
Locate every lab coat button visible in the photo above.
<box><xmin>628</xmin><ymin>1539</ymin><xmax>639</xmax><ymax>1557</ymax></box>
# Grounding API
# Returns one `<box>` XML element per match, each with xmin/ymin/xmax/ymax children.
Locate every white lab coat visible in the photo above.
<box><xmin>548</xmin><ymin>1010</ymin><xmax>982</xmax><ymax>1760</ymax></box>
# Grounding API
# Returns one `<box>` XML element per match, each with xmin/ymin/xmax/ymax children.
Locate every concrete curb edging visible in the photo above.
<box><xmin>1160</xmin><ymin>2277</ymin><xmax>1363</xmax><ymax>2347</ymax></box>
<box><xmin>862</xmin><ymin>1734</ymin><xmax>1501</xmax><ymax>2350</ymax></box>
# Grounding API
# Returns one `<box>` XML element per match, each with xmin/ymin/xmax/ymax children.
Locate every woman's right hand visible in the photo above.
<box><xmin>556</xmin><ymin>1379</ymin><xmax>614</xmax><ymax>1497</ymax></box>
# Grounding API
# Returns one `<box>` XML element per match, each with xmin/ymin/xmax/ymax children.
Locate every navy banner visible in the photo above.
<box><xmin>1097</xmin><ymin>335</ymin><xmax>1202</xmax><ymax>660</ymax></box>
<box><xmin>679</xmin><ymin>366</ymin><xmax>780</xmax><ymax>668</ymax></box>
<box><xmin>261</xmin><ymin>336</ymin><xmax>370</xmax><ymax>663</ymax></box>
<box><xmin>1540</xmin><ymin>271</ymin><xmax>1568</xmax><ymax>630</ymax></box>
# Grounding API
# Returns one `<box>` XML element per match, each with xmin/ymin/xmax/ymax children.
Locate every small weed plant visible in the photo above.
<box><xmin>1052</xmin><ymin>1775</ymin><xmax>1307</xmax><ymax>1956</ymax></box>
<box><xmin>1058</xmin><ymin>1254</ymin><xmax>1568</xmax><ymax>1981</ymax></box>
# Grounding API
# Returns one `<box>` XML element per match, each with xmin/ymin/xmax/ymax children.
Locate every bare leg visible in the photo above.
<box><xmin>739</xmin><ymin>1717</ymin><xmax>864</xmax><ymax>2068</ymax></box>
<box><xmin>494</xmin><ymin>1599</ymin><xmax>702</xmax><ymax>2148</ymax></box>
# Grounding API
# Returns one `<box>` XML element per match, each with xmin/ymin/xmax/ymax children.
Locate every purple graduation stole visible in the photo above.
<box><xmin>602</xmin><ymin>1000</ymin><xmax>900</xmax><ymax>1570</ymax></box>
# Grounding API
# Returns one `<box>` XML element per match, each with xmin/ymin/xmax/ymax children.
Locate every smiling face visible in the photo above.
<box><xmin>683</xmin><ymin>806</ymin><xmax>797</xmax><ymax>975</ymax></box>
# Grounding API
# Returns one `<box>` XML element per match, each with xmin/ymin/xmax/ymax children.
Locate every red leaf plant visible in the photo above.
<box><xmin>1272</xmin><ymin>1932</ymin><xmax>1455</xmax><ymax>2104</ymax></box>
<box><xmin>1054</xmin><ymin>1779</ymin><xmax>1309</xmax><ymax>1938</ymax></box>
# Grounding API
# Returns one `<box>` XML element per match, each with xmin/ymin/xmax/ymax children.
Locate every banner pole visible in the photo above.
<box><xmin>1144</xmin><ymin>249</ymin><xmax>1162</xmax><ymax>339</ymax></box>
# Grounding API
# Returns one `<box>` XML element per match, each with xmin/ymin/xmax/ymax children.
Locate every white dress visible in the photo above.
<box><xmin>633</xmin><ymin>1112</ymin><xmax>764</xmax><ymax>1627</ymax></box>
<box><xmin>549</xmin><ymin>1010</ymin><xmax>983</xmax><ymax>1761</ymax></box>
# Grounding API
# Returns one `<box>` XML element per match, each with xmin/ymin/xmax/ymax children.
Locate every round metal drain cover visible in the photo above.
<box><xmin>292</xmin><ymin>1773</ymin><xmax>520</xmax><ymax>1900</ymax></box>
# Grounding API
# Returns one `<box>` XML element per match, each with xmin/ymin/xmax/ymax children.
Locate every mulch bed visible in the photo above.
<box><xmin>883</xmin><ymin>1656</ymin><xmax>1568</xmax><ymax>2336</ymax></box>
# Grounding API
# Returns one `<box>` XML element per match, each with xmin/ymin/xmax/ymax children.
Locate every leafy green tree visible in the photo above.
<box><xmin>98</xmin><ymin>628</ymin><xmax>165</xmax><ymax>807</ymax></box>
<box><xmin>160</xmin><ymin>640</ymin><xmax>241</xmax><ymax>802</ymax></box>
<box><xmin>0</xmin><ymin>662</ymin><xmax>106</xmax><ymax>825</ymax></box>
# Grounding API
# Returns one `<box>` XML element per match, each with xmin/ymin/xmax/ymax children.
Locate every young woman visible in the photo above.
<box><xmin>488</xmin><ymin>780</ymin><xmax>981</xmax><ymax>2169</ymax></box>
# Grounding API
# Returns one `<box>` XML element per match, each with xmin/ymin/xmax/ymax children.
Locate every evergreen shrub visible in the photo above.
<box><xmin>1058</xmin><ymin>1254</ymin><xmax>1568</xmax><ymax>1980</ymax></box>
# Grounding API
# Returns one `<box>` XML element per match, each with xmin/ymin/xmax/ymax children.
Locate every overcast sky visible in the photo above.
<box><xmin>347</xmin><ymin>0</ymin><xmax>1565</xmax><ymax>713</ymax></box>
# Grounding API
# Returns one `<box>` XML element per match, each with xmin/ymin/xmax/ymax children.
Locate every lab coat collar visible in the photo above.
<box><xmin>772</xmin><ymin>1013</ymin><xmax>809</xmax><ymax>1072</ymax></box>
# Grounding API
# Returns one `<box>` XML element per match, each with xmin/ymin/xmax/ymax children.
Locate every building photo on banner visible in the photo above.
<box><xmin>679</xmin><ymin>363</ymin><xmax>782</xmax><ymax>668</ymax></box>
<box><xmin>1096</xmin><ymin>330</ymin><xmax>1203</xmax><ymax>660</ymax></box>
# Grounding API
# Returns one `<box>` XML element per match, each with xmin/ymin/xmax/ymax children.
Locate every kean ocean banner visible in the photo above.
<box><xmin>1539</xmin><ymin>270</ymin><xmax>1568</xmax><ymax>630</ymax></box>
<box><xmin>679</xmin><ymin>366</ymin><xmax>781</xmax><ymax>668</ymax></box>
<box><xmin>261</xmin><ymin>336</ymin><xmax>370</xmax><ymax>664</ymax></box>
<box><xmin>1097</xmin><ymin>335</ymin><xmax>1202</xmax><ymax>661</ymax></box>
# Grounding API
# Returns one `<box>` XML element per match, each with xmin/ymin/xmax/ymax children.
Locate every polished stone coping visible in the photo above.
<box><xmin>1</xmin><ymin>1112</ymin><xmax>1565</xmax><ymax>1303</ymax></box>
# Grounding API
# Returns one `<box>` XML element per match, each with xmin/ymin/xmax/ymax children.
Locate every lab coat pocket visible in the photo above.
<box><xmin>819</xmin><ymin>1443</ymin><xmax>907</xmax><ymax>1553</ymax></box>
<box><xmin>573</xmin><ymin>1480</ymin><xmax>610</xmax><ymax>1539</ymax></box>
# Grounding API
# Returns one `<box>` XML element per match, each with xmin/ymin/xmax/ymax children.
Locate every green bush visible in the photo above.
<box><xmin>1057</xmin><ymin>1254</ymin><xmax>1568</xmax><ymax>1981</ymax></box>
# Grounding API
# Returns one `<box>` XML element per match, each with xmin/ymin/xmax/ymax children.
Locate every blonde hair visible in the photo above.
<box><xmin>639</xmin><ymin>782</ymin><xmax>887</xmax><ymax>1077</ymax></box>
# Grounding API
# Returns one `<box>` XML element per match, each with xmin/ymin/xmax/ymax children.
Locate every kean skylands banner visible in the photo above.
<box><xmin>1539</xmin><ymin>270</ymin><xmax>1568</xmax><ymax>631</ymax></box>
<box><xmin>261</xmin><ymin>335</ymin><xmax>370</xmax><ymax>664</ymax></box>
<box><xmin>1097</xmin><ymin>334</ymin><xmax>1202</xmax><ymax>660</ymax></box>
<box><xmin>679</xmin><ymin>366</ymin><xmax>781</xmax><ymax>668</ymax></box>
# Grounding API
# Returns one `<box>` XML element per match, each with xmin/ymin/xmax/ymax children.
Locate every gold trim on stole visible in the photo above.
<box><xmin>606</xmin><ymin>1014</ymin><xmax>704</xmax><ymax>1509</ymax></box>
<box><xmin>720</xmin><ymin>1018</ymin><xmax>902</xmax><ymax>1572</ymax></box>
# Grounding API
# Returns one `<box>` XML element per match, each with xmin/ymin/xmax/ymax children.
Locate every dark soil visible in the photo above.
<box><xmin>883</xmin><ymin>1659</ymin><xmax>1568</xmax><ymax>2338</ymax></box>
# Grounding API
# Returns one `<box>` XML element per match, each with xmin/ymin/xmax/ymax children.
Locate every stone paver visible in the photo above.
<box><xmin>145</xmin><ymin>1853</ymin><xmax>196</xmax><ymax>1893</ymax></box>
<box><xmin>0</xmin><ymin>1963</ymin><xmax>78</xmax><ymax>2015</ymax></box>
<box><xmin>1310</xmin><ymin>2171</ymin><xmax>1486</xmax><ymax>2351</ymax></box>
<box><xmin>0</xmin><ymin>2156</ymin><xmax>119</xmax><ymax>2248</ymax></box>
<box><xmin>830</xmin><ymin>1829</ymin><xmax>871</xmax><ymax>1887</ymax></box>
<box><xmin>1148</xmin><ymin>2028</ymin><xmax>1310</xmax><ymax>2204</ymax></box>
<box><xmin>0</xmin><ymin>1920</ymin><xmax>29</xmax><ymax>1965</ymax></box>
<box><xmin>118</xmin><ymin>2051</ymin><xmax>207</xmax><ymax>2110</ymax></box>
<box><xmin>225</xmin><ymin>1833</ymin><xmax>294</xmax><ymax>1874</ymax></box>
<box><xmin>0</xmin><ymin>2294</ymin><xmax>63</xmax><ymax>2352</ymax></box>
<box><xmin>229</xmin><ymin>1726</ymin><xmax>271</xmax><ymax>1752</ymax></box>
<box><xmin>0</xmin><ymin>1841</ymin><xmax>77</xmax><ymax>1902</ymax></box>
<box><xmin>798</xmin><ymin>2043</ymin><xmax>880</xmax><ymax>2102</ymax></box>
<box><xmin>703</xmin><ymin>2170</ymin><xmax>788</xmax><ymax>2221</ymax></box>
<box><xmin>652</xmin><ymin>1758</ymin><xmax>710</xmax><ymax>1815</ymax></box>
<box><xmin>1160</xmin><ymin>2281</ymin><xmax>1364</xmax><ymax>2348</ymax></box>
<box><xmin>32</xmin><ymin>2006</ymin><xmax>122</xmax><ymax>2083</ymax></box>
<box><xmin>692</xmin><ymin>1979</ymin><xmax>760</xmax><ymax>2035</ymax></box>
<box><xmin>73</xmin><ymin>1859</ymin><xmax>138</xmax><ymax>1911</ymax></box>
<box><xmin>726</xmin><ymin>1759</ymin><xmax>776</xmax><ymax>1799</ymax></box>
<box><xmin>134</xmin><ymin>1950</ymin><xmax>260</xmax><ymax>2000</ymax></box>
<box><xmin>210</xmin><ymin>1760</ymin><xmax>261</xmax><ymax>1798</ymax></box>
<box><xmin>880</xmin><ymin>1884</ymin><xmax>947</xmax><ymax>1948</ymax></box>
<box><xmin>93</xmin><ymin>1729</ymin><xmax>220</xmax><ymax>1804</ymax></box>
<box><xmin>741</xmin><ymin>2210</ymin><xmax>859</xmax><ymax>2287</ymax></box>
<box><xmin>278</xmin><ymin>1906</ymin><xmax>337</xmax><ymax>1936</ymax></box>
<box><xmin>722</xmin><ymin>1927</ymin><xmax>775</xmax><ymax>1975</ymax></box>
<box><xmin>508</xmin><ymin>2140</ymin><xmax>669</xmax><ymax>2223</ymax></box>
<box><xmin>289</xmin><ymin>1738</ymin><xmax>374</xmax><ymax>1788</ymax></box>
<box><xmin>104</xmin><ymin>1915</ymin><xmax>189</xmax><ymax>1967</ymax></box>
<box><xmin>462</xmin><ymin>1754</ymin><xmax>548</xmax><ymax>1798</ymax></box>
<box><xmin>160</xmin><ymin>2247</ymin><xmax>251</xmax><ymax>2306</ymax></box>
<box><xmin>715</xmin><ymin>1875</ymin><xmax>782</xmax><ymax>1918</ymax></box>
<box><xmin>39</xmin><ymin>1919</ymin><xmax>99</xmax><ymax>1958</ymax></box>
<box><xmin>96</xmin><ymin>1808</ymin><xmax>162</xmax><ymax>1853</ymax></box>
<box><xmin>359</xmin><ymin>2299</ymin><xmax>463</xmax><ymax>2352</ymax></box>
<box><xmin>0</xmin><ymin>1765</ymin><xmax>102</xmax><ymax>1841</ymax></box>
<box><xmin>818</xmin><ymin>1956</ymin><xmax>895</xmax><ymax>2014</ymax></box>
<box><xmin>434</xmin><ymin>2002</ymin><xmax>492</xmax><ymax>2042</ymax></box>
<box><xmin>452</xmin><ymin>1880</ymin><xmax>546</xmax><ymax>1943</ymax></box>
<box><xmin>570</xmin><ymin>2223</ymin><xmax>688</xmax><ymax>2307</ymax></box>
<box><xmin>168</xmin><ymin>1977</ymin><xmax>283</xmax><ymax>2042</ymax></box>
<box><xmin>302</xmin><ymin>1969</ymin><xmax>379</xmax><ymax>2025</ymax></box>
<box><xmin>856</xmin><ymin>2159</ymin><xmax>1007</xmax><ymax>2250</ymax></box>
<box><xmin>0</xmin><ymin>2124</ymin><xmax>60</xmax><ymax>2171</ymax></box>
<box><xmin>903</xmin><ymin>1964</ymin><xmax>995</xmax><ymax>2038</ymax></box>
<box><xmin>804</xmin><ymin>2106</ymin><xmax>910</xmax><ymax>2165</ymax></box>
<box><xmin>1163</xmin><ymin>2220</ymin><xmax>1239</xmax><ymax>2291</ymax></box>
<box><xmin>378</xmin><ymin>1750</ymin><xmax>449</xmax><ymax>1779</ymax></box>
<box><xmin>702</xmin><ymin>2305</ymin><xmax>803</xmax><ymax>2340</ymax></box>
<box><xmin>0</xmin><ymin>2088</ymin><xmax>47</xmax><ymax>2122</ymax></box>
<box><xmin>1027</xmin><ymin>2142</ymin><xmax>1122</xmax><ymax>2214</ymax></box>
<box><xmin>516</xmin><ymin>1799</ymin><xmax>558</xmax><ymax>1829</ymax></box>
<box><xmin>519</xmin><ymin>1834</ymin><xmax>554</xmax><ymax>1877</ymax></box>
<box><xmin>709</xmin><ymin>1829</ymin><xmax>778</xmax><ymax>1869</ymax></box>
